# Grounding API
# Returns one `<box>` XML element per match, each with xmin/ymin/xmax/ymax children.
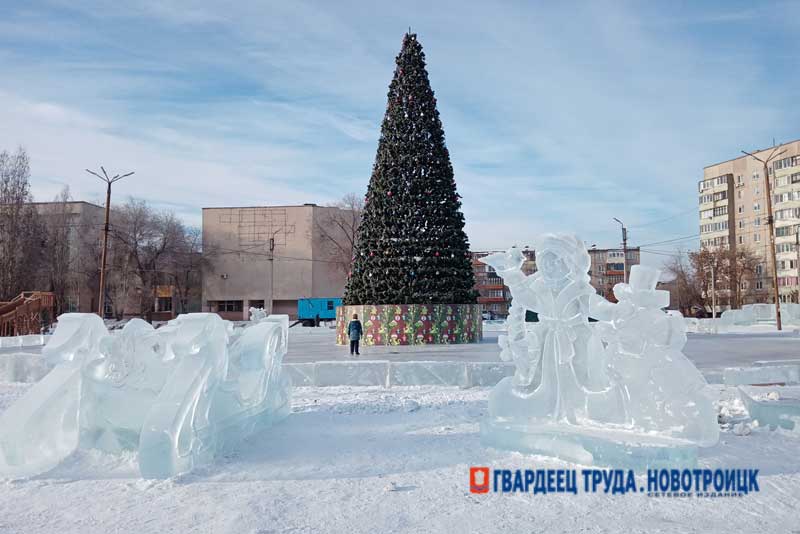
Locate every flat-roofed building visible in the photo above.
<box><xmin>32</xmin><ymin>200</ymin><xmax>105</xmax><ymax>313</ymax></box>
<box><xmin>588</xmin><ymin>247</ymin><xmax>641</xmax><ymax>301</ymax></box>
<box><xmin>202</xmin><ymin>204</ymin><xmax>351</xmax><ymax>321</ymax></box>
<box><xmin>700</xmin><ymin>139</ymin><xmax>800</xmax><ymax>305</ymax></box>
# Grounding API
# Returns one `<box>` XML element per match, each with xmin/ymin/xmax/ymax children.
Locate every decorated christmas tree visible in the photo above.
<box><xmin>344</xmin><ymin>33</ymin><xmax>477</xmax><ymax>305</ymax></box>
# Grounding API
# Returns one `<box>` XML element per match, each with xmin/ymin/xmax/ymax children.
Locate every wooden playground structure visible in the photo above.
<box><xmin>0</xmin><ymin>292</ymin><xmax>56</xmax><ymax>336</ymax></box>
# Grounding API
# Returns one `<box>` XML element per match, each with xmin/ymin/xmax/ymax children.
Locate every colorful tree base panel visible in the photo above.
<box><xmin>336</xmin><ymin>304</ymin><xmax>482</xmax><ymax>346</ymax></box>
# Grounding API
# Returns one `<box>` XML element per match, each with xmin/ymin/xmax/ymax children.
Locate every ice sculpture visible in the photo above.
<box><xmin>0</xmin><ymin>312</ymin><xmax>291</xmax><ymax>479</ymax></box>
<box><xmin>720</xmin><ymin>302</ymin><xmax>800</xmax><ymax>327</ymax></box>
<box><xmin>739</xmin><ymin>386</ymin><xmax>800</xmax><ymax>431</ymax></box>
<box><xmin>480</xmin><ymin>234</ymin><xmax>719</xmax><ymax>467</ymax></box>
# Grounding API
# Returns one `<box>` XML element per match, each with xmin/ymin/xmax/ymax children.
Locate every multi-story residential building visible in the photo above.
<box><xmin>471</xmin><ymin>250</ymin><xmax>536</xmax><ymax>317</ymax></box>
<box><xmin>588</xmin><ymin>247</ymin><xmax>641</xmax><ymax>301</ymax></box>
<box><xmin>700</xmin><ymin>139</ymin><xmax>800</xmax><ymax>304</ymax></box>
<box><xmin>202</xmin><ymin>204</ymin><xmax>352</xmax><ymax>320</ymax></box>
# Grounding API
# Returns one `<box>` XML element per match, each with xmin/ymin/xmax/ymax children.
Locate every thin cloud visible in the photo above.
<box><xmin>0</xmin><ymin>0</ymin><xmax>797</xmax><ymax>262</ymax></box>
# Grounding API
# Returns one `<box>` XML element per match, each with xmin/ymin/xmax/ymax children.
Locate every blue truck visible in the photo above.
<box><xmin>297</xmin><ymin>297</ymin><xmax>342</xmax><ymax>326</ymax></box>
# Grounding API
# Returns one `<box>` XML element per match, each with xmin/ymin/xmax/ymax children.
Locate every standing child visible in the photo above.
<box><xmin>347</xmin><ymin>313</ymin><xmax>363</xmax><ymax>356</ymax></box>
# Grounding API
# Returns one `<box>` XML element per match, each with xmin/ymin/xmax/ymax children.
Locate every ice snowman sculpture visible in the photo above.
<box><xmin>481</xmin><ymin>233</ymin><xmax>718</xmax><ymax>467</ymax></box>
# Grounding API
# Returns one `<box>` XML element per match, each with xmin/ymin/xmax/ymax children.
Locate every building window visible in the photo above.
<box><xmin>209</xmin><ymin>300</ymin><xmax>243</xmax><ymax>312</ymax></box>
<box><xmin>249</xmin><ymin>299</ymin><xmax>265</xmax><ymax>309</ymax></box>
<box><xmin>738</xmin><ymin>205</ymin><xmax>743</xmax><ymax>213</ymax></box>
<box><xmin>754</xmin><ymin>233</ymin><xmax>761</xmax><ymax>243</ymax></box>
<box><xmin>753</xmin><ymin>203</ymin><xmax>760</xmax><ymax>212</ymax></box>
<box><xmin>157</xmin><ymin>297</ymin><xmax>172</xmax><ymax>312</ymax></box>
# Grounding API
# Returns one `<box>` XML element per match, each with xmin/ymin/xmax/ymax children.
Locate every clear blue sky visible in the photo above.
<box><xmin>1</xmin><ymin>1</ymin><xmax>798</xmax><ymax>261</ymax></box>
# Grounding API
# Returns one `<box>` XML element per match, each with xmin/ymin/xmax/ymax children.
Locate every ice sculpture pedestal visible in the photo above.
<box><xmin>481</xmin><ymin>419</ymin><xmax>698</xmax><ymax>469</ymax></box>
<box><xmin>739</xmin><ymin>386</ymin><xmax>800</xmax><ymax>431</ymax></box>
<box><xmin>478</xmin><ymin>237</ymin><xmax>719</xmax><ymax>468</ymax></box>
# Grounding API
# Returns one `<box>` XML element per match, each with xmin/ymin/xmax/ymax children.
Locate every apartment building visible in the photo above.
<box><xmin>700</xmin><ymin>139</ymin><xmax>800</xmax><ymax>304</ymax></box>
<box><xmin>588</xmin><ymin>247</ymin><xmax>641</xmax><ymax>301</ymax></box>
<box><xmin>202</xmin><ymin>204</ymin><xmax>351</xmax><ymax>320</ymax></box>
<box><xmin>471</xmin><ymin>250</ymin><xmax>536</xmax><ymax>317</ymax></box>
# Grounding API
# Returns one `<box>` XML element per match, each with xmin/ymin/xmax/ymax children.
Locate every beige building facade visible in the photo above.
<box><xmin>33</xmin><ymin>201</ymin><xmax>105</xmax><ymax>313</ymax></box>
<box><xmin>588</xmin><ymin>247</ymin><xmax>641</xmax><ymax>301</ymax></box>
<box><xmin>700</xmin><ymin>139</ymin><xmax>800</xmax><ymax>304</ymax></box>
<box><xmin>202</xmin><ymin>204</ymin><xmax>350</xmax><ymax>320</ymax></box>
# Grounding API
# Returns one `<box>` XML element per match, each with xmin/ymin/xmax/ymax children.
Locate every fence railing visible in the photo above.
<box><xmin>0</xmin><ymin>292</ymin><xmax>56</xmax><ymax>336</ymax></box>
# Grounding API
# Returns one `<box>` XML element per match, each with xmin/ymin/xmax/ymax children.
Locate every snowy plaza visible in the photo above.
<box><xmin>1</xmin><ymin>322</ymin><xmax>799</xmax><ymax>532</ymax></box>
<box><xmin>2</xmin><ymin>1</ymin><xmax>800</xmax><ymax>532</ymax></box>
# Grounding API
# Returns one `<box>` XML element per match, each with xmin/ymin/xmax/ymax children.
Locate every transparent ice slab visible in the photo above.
<box><xmin>739</xmin><ymin>385</ymin><xmax>800</xmax><ymax>431</ymax></box>
<box><xmin>0</xmin><ymin>312</ymin><xmax>292</xmax><ymax>479</ymax></box>
<box><xmin>481</xmin><ymin>418</ymin><xmax>698</xmax><ymax>469</ymax></box>
<box><xmin>723</xmin><ymin>365</ymin><xmax>800</xmax><ymax>386</ymax></box>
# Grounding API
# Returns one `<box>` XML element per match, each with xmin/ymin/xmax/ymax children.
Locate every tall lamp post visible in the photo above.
<box><xmin>86</xmin><ymin>167</ymin><xmax>134</xmax><ymax>317</ymax></box>
<box><xmin>742</xmin><ymin>147</ymin><xmax>787</xmax><ymax>330</ymax></box>
<box><xmin>613</xmin><ymin>217</ymin><xmax>628</xmax><ymax>283</ymax></box>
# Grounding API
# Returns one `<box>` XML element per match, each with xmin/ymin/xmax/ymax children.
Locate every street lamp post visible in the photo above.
<box><xmin>613</xmin><ymin>218</ymin><xmax>628</xmax><ymax>284</ymax></box>
<box><xmin>85</xmin><ymin>166</ymin><xmax>134</xmax><ymax>318</ymax></box>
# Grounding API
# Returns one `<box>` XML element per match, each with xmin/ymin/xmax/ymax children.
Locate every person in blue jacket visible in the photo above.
<box><xmin>347</xmin><ymin>313</ymin><xmax>362</xmax><ymax>356</ymax></box>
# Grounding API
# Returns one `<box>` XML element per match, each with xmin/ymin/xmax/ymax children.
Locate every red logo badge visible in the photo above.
<box><xmin>470</xmin><ymin>467</ymin><xmax>490</xmax><ymax>493</ymax></box>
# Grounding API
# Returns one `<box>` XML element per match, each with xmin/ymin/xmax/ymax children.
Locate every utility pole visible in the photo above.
<box><xmin>709</xmin><ymin>264</ymin><xmax>716</xmax><ymax>320</ymax></box>
<box><xmin>268</xmin><ymin>237</ymin><xmax>275</xmax><ymax>314</ymax></box>
<box><xmin>86</xmin><ymin>167</ymin><xmax>134</xmax><ymax>318</ymax></box>
<box><xmin>795</xmin><ymin>229</ymin><xmax>800</xmax><ymax>304</ymax></box>
<box><xmin>742</xmin><ymin>147</ymin><xmax>787</xmax><ymax>330</ymax></box>
<box><xmin>613</xmin><ymin>217</ymin><xmax>628</xmax><ymax>283</ymax></box>
<box><xmin>267</xmin><ymin>228</ymin><xmax>282</xmax><ymax>315</ymax></box>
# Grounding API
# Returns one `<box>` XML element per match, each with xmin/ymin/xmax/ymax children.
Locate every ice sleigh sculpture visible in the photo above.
<box><xmin>0</xmin><ymin>312</ymin><xmax>292</xmax><ymax>479</ymax></box>
<box><xmin>480</xmin><ymin>234</ymin><xmax>719</xmax><ymax>468</ymax></box>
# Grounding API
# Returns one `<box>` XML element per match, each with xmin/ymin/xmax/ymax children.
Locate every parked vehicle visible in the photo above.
<box><xmin>298</xmin><ymin>298</ymin><xmax>342</xmax><ymax>326</ymax></box>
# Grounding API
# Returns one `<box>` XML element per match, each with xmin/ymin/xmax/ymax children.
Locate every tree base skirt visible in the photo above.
<box><xmin>336</xmin><ymin>304</ymin><xmax>482</xmax><ymax>346</ymax></box>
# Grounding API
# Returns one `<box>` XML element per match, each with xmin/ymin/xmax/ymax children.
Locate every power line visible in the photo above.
<box><xmin>630</xmin><ymin>208</ymin><xmax>697</xmax><ymax>229</ymax></box>
<box><xmin>638</xmin><ymin>234</ymin><xmax>700</xmax><ymax>248</ymax></box>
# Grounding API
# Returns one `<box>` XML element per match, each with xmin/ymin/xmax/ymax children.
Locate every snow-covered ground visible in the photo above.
<box><xmin>1</xmin><ymin>381</ymin><xmax>798</xmax><ymax>533</ymax></box>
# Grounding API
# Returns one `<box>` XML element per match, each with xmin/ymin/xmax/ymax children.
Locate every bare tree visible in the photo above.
<box><xmin>105</xmin><ymin>198</ymin><xmax>206</xmax><ymax>320</ymax></box>
<box><xmin>664</xmin><ymin>245</ymin><xmax>762</xmax><ymax>317</ymax></box>
<box><xmin>724</xmin><ymin>246</ymin><xmax>759</xmax><ymax>308</ymax></box>
<box><xmin>664</xmin><ymin>252</ymin><xmax>704</xmax><ymax>315</ymax></box>
<box><xmin>163</xmin><ymin>225</ymin><xmax>207</xmax><ymax>315</ymax></box>
<box><xmin>0</xmin><ymin>147</ymin><xmax>45</xmax><ymax>301</ymax></box>
<box><xmin>111</xmin><ymin>199</ymin><xmax>183</xmax><ymax>320</ymax></box>
<box><xmin>38</xmin><ymin>186</ymin><xmax>75</xmax><ymax>314</ymax></box>
<box><xmin>316</xmin><ymin>192</ymin><xmax>364</xmax><ymax>273</ymax></box>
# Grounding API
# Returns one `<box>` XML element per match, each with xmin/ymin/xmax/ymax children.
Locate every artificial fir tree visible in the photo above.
<box><xmin>344</xmin><ymin>33</ymin><xmax>477</xmax><ymax>305</ymax></box>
